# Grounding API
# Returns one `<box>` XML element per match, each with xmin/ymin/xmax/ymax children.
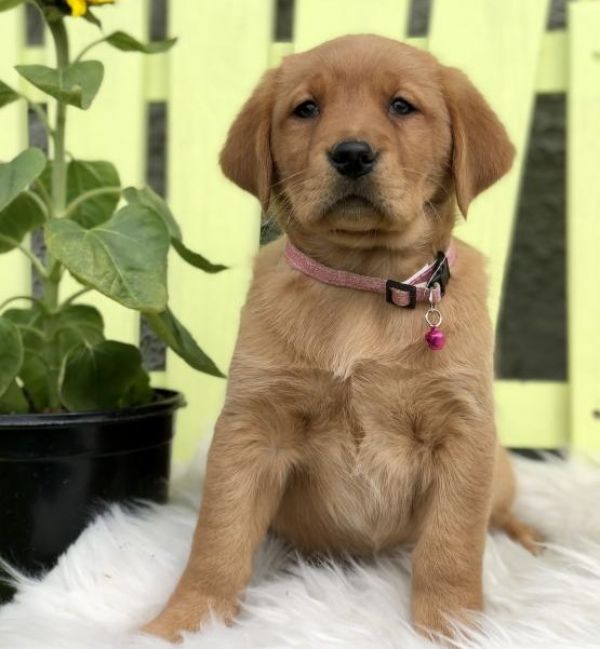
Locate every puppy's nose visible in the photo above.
<box><xmin>328</xmin><ymin>140</ymin><xmax>377</xmax><ymax>178</ymax></box>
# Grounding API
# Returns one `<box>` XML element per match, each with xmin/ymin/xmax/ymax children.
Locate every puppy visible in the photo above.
<box><xmin>144</xmin><ymin>34</ymin><xmax>541</xmax><ymax>642</ymax></box>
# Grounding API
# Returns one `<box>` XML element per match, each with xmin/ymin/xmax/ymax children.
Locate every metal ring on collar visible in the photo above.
<box><xmin>425</xmin><ymin>308</ymin><xmax>443</xmax><ymax>327</ymax></box>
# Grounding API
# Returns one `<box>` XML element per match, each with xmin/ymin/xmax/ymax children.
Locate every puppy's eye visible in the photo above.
<box><xmin>293</xmin><ymin>100</ymin><xmax>320</xmax><ymax>119</ymax></box>
<box><xmin>390</xmin><ymin>97</ymin><xmax>416</xmax><ymax>116</ymax></box>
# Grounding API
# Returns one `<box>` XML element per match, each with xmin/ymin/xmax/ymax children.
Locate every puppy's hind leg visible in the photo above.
<box><xmin>490</xmin><ymin>445</ymin><xmax>544</xmax><ymax>556</ymax></box>
<box><xmin>493</xmin><ymin>511</ymin><xmax>544</xmax><ymax>556</ymax></box>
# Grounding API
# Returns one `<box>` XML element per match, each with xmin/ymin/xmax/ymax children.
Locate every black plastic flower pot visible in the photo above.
<box><xmin>0</xmin><ymin>388</ymin><xmax>184</xmax><ymax>603</ymax></box>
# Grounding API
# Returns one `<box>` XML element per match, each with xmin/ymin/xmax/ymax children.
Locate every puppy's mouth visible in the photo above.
<box><xmin>322</xmin><ymin>194</ymin><xmax>389</xmax><ymax>237</ymax></box>
<box><xmin>323</xmin><ymin>193</ymin><xmax>384</xmax><ymax>219</ymax></box>
<box><xmin>330</xmin><ymin>195</ymin><xmax>374</xmax><ymax>211</ymax></box>
<box><xmin>327</xmin><ymin>192</ymin><xmax>379</xmax><ymax>212</ymax></box>
<box><xmin>331</xmin><ymin>226</ymin><xmax>384</xmax><ymax>237</ymax></box>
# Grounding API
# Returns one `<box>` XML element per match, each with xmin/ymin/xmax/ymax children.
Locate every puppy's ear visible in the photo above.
<box><xmin>220</xmin><ymin>69</ymin><xmax>277</xmax><ymax>212</ymax></box>
<box><xmin>442</xmin><ymin>66</ymin><xmax>515</xmax><ymax>216</ymax></box>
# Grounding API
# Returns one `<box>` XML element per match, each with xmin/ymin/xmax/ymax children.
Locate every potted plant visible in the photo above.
<box><xmin>0</xmin><ymin>0</ymin><xmax>225</xmax><ymax>602</ymax></box>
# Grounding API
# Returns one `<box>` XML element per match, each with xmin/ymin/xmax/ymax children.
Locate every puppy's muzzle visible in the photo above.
<box><xmin>328</xmin><ymin>140</ymin><xmax>378</xmax><ymax>179</ymax></box>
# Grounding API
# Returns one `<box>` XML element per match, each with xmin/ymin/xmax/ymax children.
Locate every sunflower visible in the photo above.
<box><xmin>63</xmin><ymin>0</ymin><xmax>114</xmax><ymax>17</ymax></box>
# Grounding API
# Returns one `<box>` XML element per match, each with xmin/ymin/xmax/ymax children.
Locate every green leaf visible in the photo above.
<box><xmin>54</xmin><ymin>304</ymin><xmax>104</xmax><ymax>336</ymax></box>
<box><xmin>4</xmin><ymin>306</ymin><xmax>51</xmax><ymax>410</ymax></box>
<box><xmin>15</xmin><ymin>61</ymin><xmax>104</xmax><ymax>110</ymax></box>
<box><xmin>0</xmin><ymin>380</ymin><xmax>28</xmax><ymax>414</ymax></box>
<box><xmin>144</xmin><ymin>309</ymin><xmax>225</xmax><ymax>378</ymax></box>
<box><xmin>0</xmin><ymin>192</ymin><xmax>46</xmax><ymax>253</ymax></box>
<box><xmin>171</xmin><ymin>238</ymin><xmax>228</xmax><ymax>273</ymax></box>
<box><xmin>82</xmin><ymin>9</ymin><xmax>102</xmax><ymax>29</ymax></box>
<box><xmin>105</xmin><ymin>31</ymin><xmax>177</xmax><ymax>54</ymax></box>
<box><xmin>0</xmin><ymin>148</ymin><xmax>46</xmax><ymax>212</ymax></box>
<box><xmin>53</xmin><ymin>304</ymin><xmax>104</xmax><ymax>357</ymax></box>
<box><xmin>33</xmin><ymin>160</ymin><xmax>52</xmax><ymax>199</ymax></box>
<box><xmin>0</xmin><ymin>0</ymin><xmax>24</xmax><ymax>12</ymax></box>
<box><xmin>123</xmin><ymin>366</ymin><xmax>152</xmax><ymax>407</ymax></box>
<box><xmin>59</xmin><ymin>340</ymin><xmax>151</xmax><ymax>411</ymax></box>
<box><xmin>66</xmin><ymin>160</ymin><xmax>121</xmax><ymax>227</ymax></box>
<box><xmin>46</xmin><ymin>204</ymin><xmax>170</xmax><ymax>312</ymax></box>
<box><xmin>123</xmin><ymin>186</ymin><xmax>181</xmax><ymax>239</ymax></box>
<box><xmin>20</xmin><ymin>354</ymin><xmax>48</xmax><ymax>410</ymax></box>
<box><xmin>19</xmin><ymin>305</ymin><xmax>105</xmax><ymax>411</ymax></box>
<box><xmin>0</xmin><ymin>80</ymin><xmax>19</xmax><ymax>109</ymax></box>
<box><xmin>0</xmin><ymin>315</ymin><xmax>23</xmax><ymax>398</ymax></box>
<box><xmin>2</xmin><ymin>305</ymin><xmax>45</xmax><ymax>346</ymax></box>
<box><xmin>123</xmin><ymin>186</ymin><xmax>226</xmax><ymax>273</ymax></box>
<box><xmin>3</xmin><ymin>307</ymin><xmax>46</xmax><ymax>380</ymax></box>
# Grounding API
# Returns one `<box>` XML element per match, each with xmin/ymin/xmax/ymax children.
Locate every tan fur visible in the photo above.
<box><xmin>143</xmin><ymin>35</ymin><xmax>539</xmax><ymax>642</ymax></box>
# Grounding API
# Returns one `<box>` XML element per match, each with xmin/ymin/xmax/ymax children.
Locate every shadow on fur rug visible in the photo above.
<box><xmin>1</xmin><ymin>455</ymin><xmax>599</xmax><ymax>648</ymax></box>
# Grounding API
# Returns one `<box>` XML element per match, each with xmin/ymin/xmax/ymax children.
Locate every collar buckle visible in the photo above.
<box><xmin>385</xmin><ymin>280</ymin><xmax>417</xmax><ymax>309</ymax></box>
<box><xmin>426</xmin><ymin>251</ymin><xmax>451</xmax><ymax>295</ymax></box>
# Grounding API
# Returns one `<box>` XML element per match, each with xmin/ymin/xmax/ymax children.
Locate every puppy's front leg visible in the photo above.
<box><xmin>142</xmin><ymin>414</ymin><xmax>291</xmax><ymax>642</ymax></box>
<box><xmin>411</xmin><ymin>431</ymin><xmax>494</xmax><ymax>639</ymax></box>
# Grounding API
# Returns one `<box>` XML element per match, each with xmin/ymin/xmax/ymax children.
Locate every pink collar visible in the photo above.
<box><xmin>284</xmin><ymin>241</ymin><xmax>456</xmax><ymax>309</ymax></box>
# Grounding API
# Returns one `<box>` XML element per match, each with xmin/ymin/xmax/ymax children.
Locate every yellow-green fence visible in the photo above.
<box><xmin>1</xmin><ymin>0</ymin><xmax>599</xmax><ymax>460</ymax></box>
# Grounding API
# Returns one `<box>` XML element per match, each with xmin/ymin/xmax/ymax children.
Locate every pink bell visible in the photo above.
<box><xmin>425</xmin><ymin>326</ymin><xmax>445</xmax><ymax>350</ymax></box>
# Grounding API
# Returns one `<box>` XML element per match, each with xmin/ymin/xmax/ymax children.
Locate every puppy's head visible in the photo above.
<box><xmin>220</xmin><ymin>35</ymin><xmax>514</xmax><ymax>250</ymax></box>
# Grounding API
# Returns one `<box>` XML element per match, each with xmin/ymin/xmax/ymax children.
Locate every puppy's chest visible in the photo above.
<box><xmin>304</xmin><ymin>365</ymin><xmax>442</xmax><ymax>470</ymax></box>
<box><xmin>292</xmin><ymin>368</ymin><xmax>435</xmax><ymax>543</ymax></box>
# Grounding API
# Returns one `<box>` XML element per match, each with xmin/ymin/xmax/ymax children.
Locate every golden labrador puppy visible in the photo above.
<box><xmin>144</xmin><ymin>34</ymin><xmax>540</xmax><ymax>642</ymax></box>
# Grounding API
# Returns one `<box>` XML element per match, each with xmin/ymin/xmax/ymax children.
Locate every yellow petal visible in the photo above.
<box><xmin>66</xmin><ymin>0</ymin><xmax>87</xmax><ymax>16</ymax></box>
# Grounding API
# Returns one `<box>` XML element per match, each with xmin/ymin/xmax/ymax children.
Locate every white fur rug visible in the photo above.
<box><xmin>1</xmin><ymin>454</ymin><xmax>600</xmax><ymax>649</ymax></box>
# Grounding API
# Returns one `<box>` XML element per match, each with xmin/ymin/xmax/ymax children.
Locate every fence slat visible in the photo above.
<box><xmin>568</xmin><ymin>0</ymin><xmax>600</xmax><ymax>458</ymax></box>
<box><xmin>536</xmin><ymin>31</ymin><xmax>568</xmax><ymax>94</ymax></box>
<box><xmin>168</xmin><ymin>1</ymin><xmax>274</xmax><ymax>459</ymax></box>
<box><xmin>58</xmin><ymin>2</ymin><xmax>148</xmax><ymax>345</ymax></box>
<box><xmin>496</xmin><ymin>381</ymin><xmax>567</xmax><ymax>448</ymax></box>
<box><xmin>0</xmin><ymin>7</ymin><xmax>29</xmax><ymax>306</ymax></box>
<box><xmin>294</xmin><ymin>0</ymin><xmax>410</xmax><ymax>51</ymax></box>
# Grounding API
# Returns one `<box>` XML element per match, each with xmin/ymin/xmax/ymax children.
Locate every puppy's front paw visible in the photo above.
<box><xmin>413</xmin><ymin>605</ymin><xmax>453</xmax><ymax>640</ymax></box>
<box><xmin>141</xmin><ymin>616</ymin><xmax>186</xmax><ymax>644</ymax></box>
<box><xmin>412</xmin><ymin>584</ymin><xmax>483</xmax><ymax>640</ymax></box>
<box><xmin>141</xmin><ymin>592</ymin><xmax>238</xmax><ymax>643</ymax></box>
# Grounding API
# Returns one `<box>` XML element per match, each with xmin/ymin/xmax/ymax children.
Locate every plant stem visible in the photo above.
<box><xmin>33</xmin><ymin>178</ymin><xmax>53</xmax><ymax>212</ymax></box>
<box><xmin>24</xmin><ymin>190</ymin><xmax>50</xmax><ymax>220</ymax></box>
<box><xmin>74</xmin><ymin>35</ymin><xmax>107</xmax><ymax>63</ymax></box>
<box><xmin>45</xmin><ymin>17</ymin><xmax>70</xmax><ymax>314</ymax></box>
<box><xmin>23</xmin><ymin>99</ymin><xmax>54</xmax><ymax>137</ymax></box>
<box><xmin>0</xmin><ymin>235</ymin><xmax>49</xmax><ymax>279</ymax></box>
<box><xmin>15</xmin><ymin>324</ymin><xmax>46</xmax><ymax>340</ymax></box>
<box><xmin>44</xmin><ymin>16</ymin><xmax>71</xmax><ymax>409</ymax></box>
<box><xmin>48</xmin><ymin>19</ymin><xmax>69</xmax><ymax>215</ymax></box>
<box><xmin>61</xmin><ymin>286</ymin><xmax>92</xmax><ymax>307</ymax></box>
<box><xmin>0</xmin><ymin>295</ymin><xmax>43</xmax><ymax>312</ymax></box>
<box><xmin>18</xmin><ymin>242</ymin><xmax>50</xmax><ymax>279</ymax></box>
<box><xmin>61</xmin><ymin>186</ymin><xmax>121</xmax><ymax>219</ymax></box>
